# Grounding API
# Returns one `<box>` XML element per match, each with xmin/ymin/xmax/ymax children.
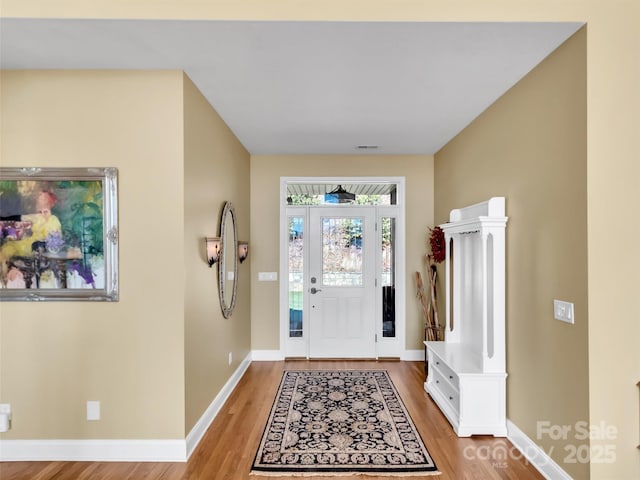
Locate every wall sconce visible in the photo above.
<box><xmin>205</xmin><ymin>237</ymin><xmax>221</xmax><ymax>267</ymax></box>
<box><xmin>238</xmin><ymin>241</ymin><xmax>249</xmax><ymax>264</ymax></box>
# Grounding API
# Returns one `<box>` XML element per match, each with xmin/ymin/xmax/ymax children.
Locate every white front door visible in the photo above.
<box><xmin>308</xmin><ymin>207</ymin><xmax>376</xmax><ymax>358</ymax></box>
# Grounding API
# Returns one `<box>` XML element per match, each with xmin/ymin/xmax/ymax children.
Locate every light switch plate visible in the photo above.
<box><xmin>258</xmin><ymin>272</ymin><xmax>277</xmax><ymax>281</ymax></box>
<box><xmin>554</xmin><ymin>300</ymin><xmax>574</xmax><ymax>324</ymax></box>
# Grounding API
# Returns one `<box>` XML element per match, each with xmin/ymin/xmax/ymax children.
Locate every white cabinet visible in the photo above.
<box><xmin>424</xmin><ymin>197</ymin><xmax>508</xmax><ymax>437</ymax></box>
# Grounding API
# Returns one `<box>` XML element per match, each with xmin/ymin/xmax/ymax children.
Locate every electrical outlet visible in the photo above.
<box><xmin>228</xmin><ymin>352</ymin><xmax>233</xmax><ymax>366</ymax></box>
<box><xmin>87</xmin><ymin>401</ymin><xmax>100</xmax><ymax>421</ymax></box>
<box><xmin>0</xmin><ymin>403</ymin><xmax>11</xmax><ymax>432</ymax></box>
<box><xmin>554</xmin><ymin>300</ymin><xmax>574</xmax><ymax>324</ymax></box>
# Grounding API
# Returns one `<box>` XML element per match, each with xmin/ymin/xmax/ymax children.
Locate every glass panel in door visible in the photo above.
<box><xmin>288</xmin><ymin>217</ymin><xmax>304</xmax><ymax>338</ymax></box>
<box><xmin>321</xmin><ymin>217</ymin><xmax>363</xmax><ymax>287</ymax></box>
<box><xmin>381</xmin><ymin>217</ymin><xmax>396</xmax><ymax>337</ymax></box>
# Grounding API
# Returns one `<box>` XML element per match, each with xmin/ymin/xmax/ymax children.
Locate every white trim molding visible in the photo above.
<box><xmin>507</xmin><ymin>419</ymin><xmax>572</xmax><ymax>480</ymax></box>
<box><xmin>0</xmin><ymin>439</ymin><xmax>187</xmax><ymax>462</ymax></box>
<box><xmin>185</xmin><ymin>352</ymin><xmax>252</xmax><ymax>458</ymax></box>
<box><xmin>0</xmin><ymin>353</ymin><xmax>253</xmax><ymax>462</ymax></box>
<box><xmin>280</xmin><ymin>177</ymin><xmax>407</xmax><ymax>360</ymax></box>
<box><xmin>251</xmin><ymin>350</ymin><xmax>285</xmax><ymax>361</ymax></box>
<box><xmin>400</xmin><ymin>349</ymin><xmax>425</xmax><ymax>361</ymax></box>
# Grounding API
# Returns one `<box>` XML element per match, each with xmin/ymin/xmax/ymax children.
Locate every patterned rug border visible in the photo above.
<box><xmin>250</xmin><ymin>471</ymin><xmax>442</xmax><ymax>477</ymax></box>
<box><xmin>250</xmin><ymin>369</ymin><xmax>441</xmax><ymax>477</ymax></box>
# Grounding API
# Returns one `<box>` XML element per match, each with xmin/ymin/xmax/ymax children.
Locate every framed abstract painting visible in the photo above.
<box><xmin>0</xmin><ymin>167</ymin><xmax>118</xmax><ymax>301</ymax></box>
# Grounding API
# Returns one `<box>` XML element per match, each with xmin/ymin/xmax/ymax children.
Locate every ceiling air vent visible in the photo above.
<box><xmin>356</xmin><ymin>145</ymin><xmax>379</xmax><ymax>150</ymax></box>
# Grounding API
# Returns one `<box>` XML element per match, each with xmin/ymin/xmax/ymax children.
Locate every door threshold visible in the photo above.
<box><xmin>284</xmin><ymin>357</ymin><xmax>401</xmax><ymax>362</ymax></box>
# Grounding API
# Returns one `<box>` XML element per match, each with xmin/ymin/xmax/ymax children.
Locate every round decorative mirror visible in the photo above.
<box><xmin>218</xmin><ymin>201</ymin><xmax>238</xmax><ymax>318</ymax></box>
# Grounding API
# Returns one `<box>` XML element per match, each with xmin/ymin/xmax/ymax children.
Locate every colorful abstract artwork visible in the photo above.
<box><xmin>0</xmin><ymin>168</ymin><xmax>118</xmax><ymax>301</ymax></box>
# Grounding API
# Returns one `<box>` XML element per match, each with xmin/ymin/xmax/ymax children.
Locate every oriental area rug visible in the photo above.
<box><xmin>251</xmin><ymin>370</ymin><xmax>440</xmax><ymax>477</ymax></box>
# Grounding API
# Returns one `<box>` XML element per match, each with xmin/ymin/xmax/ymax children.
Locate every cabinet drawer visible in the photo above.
<box><xmin>431</xmin><ymin>355</ymin><xmax>459</xmax><ymax>389</ymax></box>
<box><xmin>431</xmin><ymin>368</ymin><xmax>460</xmax><ymax>414</ymax></box>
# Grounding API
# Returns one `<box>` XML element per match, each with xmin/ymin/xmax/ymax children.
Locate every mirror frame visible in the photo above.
<box><xmin>218</xmin><ymin>201</ymin><xmax>238</xmax><ymax>318</ymax></box>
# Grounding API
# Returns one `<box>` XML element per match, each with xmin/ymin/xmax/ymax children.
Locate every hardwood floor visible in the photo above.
<box><xmin>1</xmin><ymin>360</ymin><xmax>544</xmax><ymax>480</ymax></box>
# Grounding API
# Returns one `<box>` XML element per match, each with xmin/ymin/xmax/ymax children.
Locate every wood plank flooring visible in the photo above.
<box><xmin>1</xmin><ymin>360</ymin><xmax>544</xmax><ymax>480</ymax></box>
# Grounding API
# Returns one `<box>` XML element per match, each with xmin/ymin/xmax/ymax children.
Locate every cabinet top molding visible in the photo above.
<box><xmin>449</xmin><ymin>196</ymin><xmax>505</xmax><ymax>222</ymax></box>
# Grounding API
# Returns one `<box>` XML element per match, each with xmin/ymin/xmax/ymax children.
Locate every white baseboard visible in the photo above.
<box><xmin>251</xmin><ymin>349</ymin><xmax>285</xmax><ymax>361</ymax></box>
<box><xmin>507</xmin><ymin>419</ymin><xmax>572</xmax><ymax>480</ymax></box>
<box><xmin>251</xmin><ymin>350</ymin><xmax>424</xmax><ymax>362</ymax></box>
<box><xmin>0</xmin><ymin>353</ymin><xmax>253</xmax><ymax>462</ymax></box>
<box><xmin>185</xmin><ymin>352</ymin><xmax>252</xmax><ymax>459</ymax></box>
<box><xmin>400</xmin><ymin>349</ymin><xmax>425</xmax><ymax>361</ymax></box>
<box><xmin>0</xmin><ymin>439</ymin><xmax>186</xmax><ymax>462</ymax></box>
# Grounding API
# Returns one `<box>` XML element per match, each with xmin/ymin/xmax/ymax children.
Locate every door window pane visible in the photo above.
<box><xmin>289</xmin><ymin>217</ymin><xmax>304</xmax><ymax>337</ymax></box>
<box><xmin>382</xmin><ymin>217</ymin><xmax>396</xmax><ymax>337</ymax></box>
<box><xmin>322</xmin><ymin>217</ymin><xmax>363</xmax><ymax>286</ymax></box>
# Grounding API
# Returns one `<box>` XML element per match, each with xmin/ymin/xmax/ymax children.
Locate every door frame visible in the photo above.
<box><xmin>279</xmin><ymin>176</ymin><xmax>406</xmax><ymax>359</ymax></box>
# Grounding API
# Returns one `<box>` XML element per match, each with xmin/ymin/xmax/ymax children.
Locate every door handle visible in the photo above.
<box><xmin>310</xmin><ymin>287</ymin><xmax>322</xmax><ymax>294</ymax></box>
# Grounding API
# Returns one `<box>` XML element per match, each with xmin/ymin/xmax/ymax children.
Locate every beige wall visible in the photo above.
<box><xmin>0</xmin><ymin>70</ymin><xmax>186</xmax><ymax>438</ymax></box>
<box><xmin>2</xmin><ymin>1</ymin><xmax>639</xmax><ymax>478</ymax></box>
<box><xmin>435</xmin><ymin>29</ymin><xmax>588</xmax><ymax>478</ymax></box>
<box><xmin>0</xmin><ymin>70</ymin><xmax>252</xmax><ymax>441</ymax></box>
<box><xmin>183</xmin><ymin>74</ymin><xmax>251</xmax><ymax>432</ymax></box>
<box><xmin>250</xmin><ymin>155</ymin><xmax>434</xmax><ymax>352</ymax></box>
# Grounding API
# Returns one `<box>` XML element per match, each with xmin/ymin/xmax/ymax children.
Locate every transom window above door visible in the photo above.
<box><xmin>286</xmin><ymin>183</ymin><xmax>398</xmax><ymax>205</ymax></box>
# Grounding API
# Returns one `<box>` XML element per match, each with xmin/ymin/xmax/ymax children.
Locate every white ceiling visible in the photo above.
<box><xmin>0</xmin><ymin>19</ymin><xmax>582</xmax><ymax>155</ymax></box>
